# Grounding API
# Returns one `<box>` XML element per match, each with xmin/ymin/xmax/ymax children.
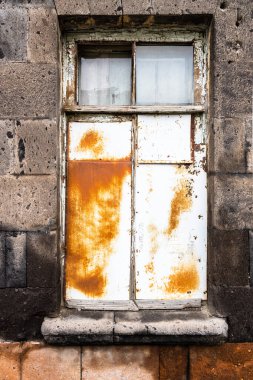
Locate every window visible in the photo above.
<box><xmin>62</xmin><ymin>28</ymin><xmax>207</xmax><ymax>311</ymax></box>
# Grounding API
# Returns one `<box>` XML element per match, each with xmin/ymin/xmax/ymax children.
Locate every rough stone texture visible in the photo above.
<box><xmin>0</xmin><ymin>7</ymin><xmax>27</xmax><ymax>61</ymax></box>
<box><xmin>14</xmin><ymin>119</ymin><xmax>58</xmax><ymax>175</ymax></box>
<box><xmin>213</xmin><ymin>61</ymin><xmax>252</xmax><ymax>119</ymax></box>
<box><xmin>246</xmin><ymin>117</ymin><xmax>253</xmax><ymax>173</ymax></box>
<box><xmin>26</xmin><ymin>231</ymin><xmax>58</xmax><ymax>288</ymax></box>
<box><xmin>190</xmin><ymin>343</ymin><xmax>253</xmax><ymax>380</ymax></box>
<box><xmin>0</xmin><ymin>0</ymin><xmax>54</xmax><ymax>6</ymax></box>
<box><xmin>5</xmin><ymin>232</ymin><xmax>26</xmax><ymax>287</ymax></box>
<box><xmin>0</xmin><ymin>343</ymin><xmax>22</xmax><ymax>380</ymax></box>
<box><xmin>210</xmin><ymin>117</ymin><xmax>249</xmax><ymax>173</ymax></box>
<box><xmin>0</xmin><ymin>175</ymin><xmax>57</xmax><ymax>231</ymax></box>
<box><xmin>209</xmin><ymin>229</ymin><xmax>249</xmax><ymax>287</ymax></box>
<box><xmin>159</xmin><ymin>346</ymin><xmax>188</xmax><ymax>380</ymax></box>
<box><xmin>42</xmin><ymin>309</ymin><xmax>227</xmax><ymax>345</ymax></box>
<box><xmin>0</xmin><ymin>63</ymin><xmax>58</xmax><ymax>118</ymax></box>
<box><xmin>22</xmin><ymin>343</ymin><xmax>80</xmax><ymax>380</ymax></box>
<box><xmin>0</xmin><ymin>120</ymin><xmax>15</xmax><ymax>175</ymax></box>
<box><xmin>209</xmin><ymin>287</ymin><xmax>253</xmax><ymax>342</ymax></box>
<box><xmin>28</xmin><ymin>7</ymin><xmax>58</xmax><ymax>63</ymax></box>
<box><xmin>55</xmin><ymin>0</ymin><xmax>123</xmax><ymax>15</ymax></box>
<box><xmin>54</xmin><ymin>0</ymin><xmax>90</xmax><ymax>15</ymax></box>
<box><xmin>42</xmin><ymin>310</ymin><xmax>115</xmax><ymax>344</ymax></box>
<box><xmin>0</xmin><ymin>233</ymin><xmax>5</xmax><ymax>287</ymax></box>
<box><xmin>82</xmin><ymin>346</ymin><xmax>159</xmax><ymax>380</ymax></box>
<box><xmin>0</xmin><ymin>288</ymin><xmax>59</xmax><ymax>340</ymax></box>
<box><xmin>212</xmin><ymin>175</ymin><xmax>253</xmax><ymax>230</ymax></box>
<box><xmin>250</xmin><ymin>231</ymin><xmax>253</xmax><ymax>287</ymax></box>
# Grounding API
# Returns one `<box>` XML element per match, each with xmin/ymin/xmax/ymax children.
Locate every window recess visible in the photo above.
<box><xmin>62</xmin><ymin>30</ymin><xmax>208</xmax><ymax>311</ymax></box>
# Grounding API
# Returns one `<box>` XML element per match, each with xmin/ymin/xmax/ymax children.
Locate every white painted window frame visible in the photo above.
<box><xmin>61</xmin><ymin>26</ymin><xmax>209</xmax><ymax>311</ymax></box>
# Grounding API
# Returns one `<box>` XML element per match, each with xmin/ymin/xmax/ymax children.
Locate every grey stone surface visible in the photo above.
<box><xmin>26</xmin><ymin>231</ymin><xmax>58</xmax><ymax>287</ymax></box>
<box><xmin>0</xmin><ymin>7</ymin><xmax>27</xmax><ymax>61</ymax></box>
<box><xmin>55</xmin><ymin>0</ymin><xmax>123</xmax><ymax>15</ymax></box>
<box><xmin>210</xmin><ymin>118</ymin><xmax>249</xmax><ymax>173</ymax></box>
<box><xmin>14</xmin><ymin>119</ymin><xmax>58</xmax><ymax>175</ymax></box>
<box><xmin>0</xmin><ymin>63</ymin><xmax>58</xmax><ymax>118</ymax></box>
<box><xmin>209</xmin><ymin>229</ymin><xmax>249</xmax><ymax>287</ymax></box>
<box><xmin>54</xmin><ymin>0</ymin><xmax>90</xmax><ymax>15</ymax></box>
<box><xmin>42</xmin><ymin>310</ymin><xmax>114</xmax><ymax>344</ymax></box>
<box><xmin>42</xmin><ymin>308</ymin><xmax>228</xmax><ymax>345</ymax></box>
<box><xmin>212</xmin><ymin>175</ymin><xmax>253</xmax><ymax>230</ymax></box>
<box><xmin>28</xmin><ymin>7</ymin><xmax>58</xmax><ymax>63</ymax></box>
<box><xmin>0</xmin><ymin>120</ymin><xmax>15</xmax><ymax>175</ymax></box>
<box><xmin>250</xmin><ymin>231</ymin><xmax>253</xmax><ymax>287</ymax></box>
<box><xmin>213</xmin><ymin>62</ymin><xmax>252</xmax><ymax>118</ymax></box>
<box><xmin>87</xmin><ymin>0</ymin><xmax>123</xmax><ymax>15</ymax></box>
<box><xmin>0</xmin><ymin>0</ymin><xmax>54</xmax><ymax>6</ymax></box>
<box><xmin>5</xmin><ymin>232</ymin><xmax>26</xmax><ymax>287</ymax></box>
<box><xmin>246</xmin><ymin>118</ymin><xmax>253</xmax><ymax>173</ymax></box>
<box><xmin>0</xmin><ymin>233</ymin><xmax>5</xmax><ymax>288</ymax></box>
<box><xmin>0</xmin><ymin>175</ymin><xmax>57</xmax><ymax>231</ymax></box>
<box><xmin>0</xmin><ymin>287</ymin><xmax>59</xmax><ymax>340</ymax></box>
<box><xmin>209</xmin><ymin>286</ymin><xmax>253</xmax><ymax>342</ymax></box>
<box><xmin>122</xmin><ymin>0</ymin><xmax>155</xmax><ymax>15</ymax></box>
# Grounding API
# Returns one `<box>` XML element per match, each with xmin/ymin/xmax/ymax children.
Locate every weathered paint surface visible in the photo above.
<box><xmin>135</xmin><ymin>115</ymin><xmax>207</xmax><ymax>300</ymax></box>
<box><xmin>66</xmin><ymin>121</ymin><xmax>132</xmax><ymax>301</ymax></box>
<box><xmin>69</xmin><ymin>122</ymin><xmax>131</xmax><ymax>161</ymax></box>
<box><xmin>137</xmin><ymin>115</ymin><xmax>192</xmax><ymax>163</ymax></box>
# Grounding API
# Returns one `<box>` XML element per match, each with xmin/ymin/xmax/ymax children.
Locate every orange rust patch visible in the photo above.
<box><xmin>164</xmin><ymin>262</ymin><xmax>199</xmax><ymax>294</ymax></box>
<box><xmin>145</xmin><ymin>261</ymin><xmax>154</xmax><ymax>274</ymax></box>
<box><xmin>66</xmin><ymin>161</ymin><xmax>131</xmax><ymax>298</ymax></box>
<box><xmin>166</xmin><ymin>180</ymin><xmax>192</xmax><ymax>236</ymax></box>
<box><xmin>77</xmin><ymin>129</ymin><xmax>104</xmax><ymax>157</ymax></box>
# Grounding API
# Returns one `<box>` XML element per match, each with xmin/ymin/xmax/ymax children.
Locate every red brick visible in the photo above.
<box><xmin>82</xmin><ymin>346</ymin><xmax>159</xmax><ymax>380</ymax></box>
<box><xmin>160</xmin><ymin>346</ymin><xmax>188</xmax><ymax>380</ymax></box>
<box><xmin>21</xmin><ymin>342</ymin><xmax>80</xmax><ymax>380</ymax></box>
<box><xmin>190</xmin><ymin>343</ymin><xmax>253</xmax><ymax>380</ymax></box>
<box><xmin>0</xmin><ymin>343</ymin><xmax>21</xmax><ymax>380</ymax></box>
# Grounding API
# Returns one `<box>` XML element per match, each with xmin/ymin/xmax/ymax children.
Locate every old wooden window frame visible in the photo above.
<box><xmin>61</xmin><ymin>27</ymin><xmax>208</xmax><ymax>311</ymax></box>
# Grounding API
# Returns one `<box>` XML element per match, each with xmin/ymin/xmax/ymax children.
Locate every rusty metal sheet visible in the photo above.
<box><xmin>137</xmin><ymin>115</ymin><xmax>192</xmax><ymax>163</ymax></box>
<box><xmin>134</xmin><ymin>149</ymin><xmax>207</xmax><ymax>300</ymax></box>
<box><xmin>69</xmin><ymin>121</ymin><xmax>132</xmax><ymax>161</ymax></box>
<box><xmin>66</xmin><ymin>121</ymin><xmax>132</xmax><ymax>301</ymax></box>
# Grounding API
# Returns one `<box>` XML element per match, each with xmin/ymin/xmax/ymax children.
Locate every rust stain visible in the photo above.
<box><xmin>145</xmin><ymin>224</ymin><xmax>159</xmax><ymax>289</ymax></box>
<box><xmin>66</xmin><ymin>80</ymin><xmax>75</xmax><ymax>100</ymax></box>
<box><xmin>66</xmin><ymin>161</ymin><xmax>131</xmax><ymax>298</ymax></box>
<box><xmin>166</xmin><ymin>180</ymin><xmax>192</xmax><ymax>236</ymax></box>
<box><xmin>164</xmin><ymin>262</ymin><xmax>200</xmax><ymax>294</ymax></box>
<box><xmin>77</xmin><ymin>129</ymin><xmax>104</xmax><ymax>157</ymax></box>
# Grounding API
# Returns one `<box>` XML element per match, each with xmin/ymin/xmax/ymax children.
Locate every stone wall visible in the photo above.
<box><xmin>1</xmin><ymin>342</ymin><xmax>253</xmax><ymax>379</ymax></box>
<box><xmin>0</xmin><ymin>0</ymin><xmax>252</xmax><ymax>349</ymax></box>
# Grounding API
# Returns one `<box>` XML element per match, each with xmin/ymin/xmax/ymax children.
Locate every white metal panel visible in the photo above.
<box><xmin>134</xmin><ymin>148</ymin><xmax>207</xmax><ymax>301</ymax></box>
<box><xmin>66</xmin><ymin>120</ymin><xmax>132</xmax><ymax>302</ymax></box>
<box><xmin>137</xmin><ymin>115</ymin><xmax>192</xmax><ymax>163</ymax></box>
<box><xmin>69</xmin><ymin>121</ymin><xmax>132</xmax><ymax>161</ymax></box>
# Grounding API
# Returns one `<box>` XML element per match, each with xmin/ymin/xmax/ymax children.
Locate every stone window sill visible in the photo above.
<box><xmin>41</xmin><ymin>307</ymin><xmax>228</xmax><ymax>345</ymax></box>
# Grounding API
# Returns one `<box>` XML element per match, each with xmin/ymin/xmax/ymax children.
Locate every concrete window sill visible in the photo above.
<box><xmin>41</xmin><ymin>308</ymin><xmax>228</xmax><ymax>345</ymax></box>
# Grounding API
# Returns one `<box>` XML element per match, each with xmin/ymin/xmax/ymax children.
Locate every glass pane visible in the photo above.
<box><xmin>79</xmin><ymin>45</ymin><xmax>132</xmax><ymax>106</ymax></box>
<box><xmin>136</xmin><ymin>46</ymin><xmax>193</xmax><ymax>105</ymax></box>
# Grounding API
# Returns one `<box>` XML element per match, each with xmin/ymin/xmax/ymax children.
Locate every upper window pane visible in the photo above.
<box><xmin>136</xmin><ymin>45</ymin><xmax>193</xmax><ymax>105</ymax></box>
<box><xmin>79</xmin><ymin>45</ymin><xmax>132</xmax><ymax>106</ymax></box>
